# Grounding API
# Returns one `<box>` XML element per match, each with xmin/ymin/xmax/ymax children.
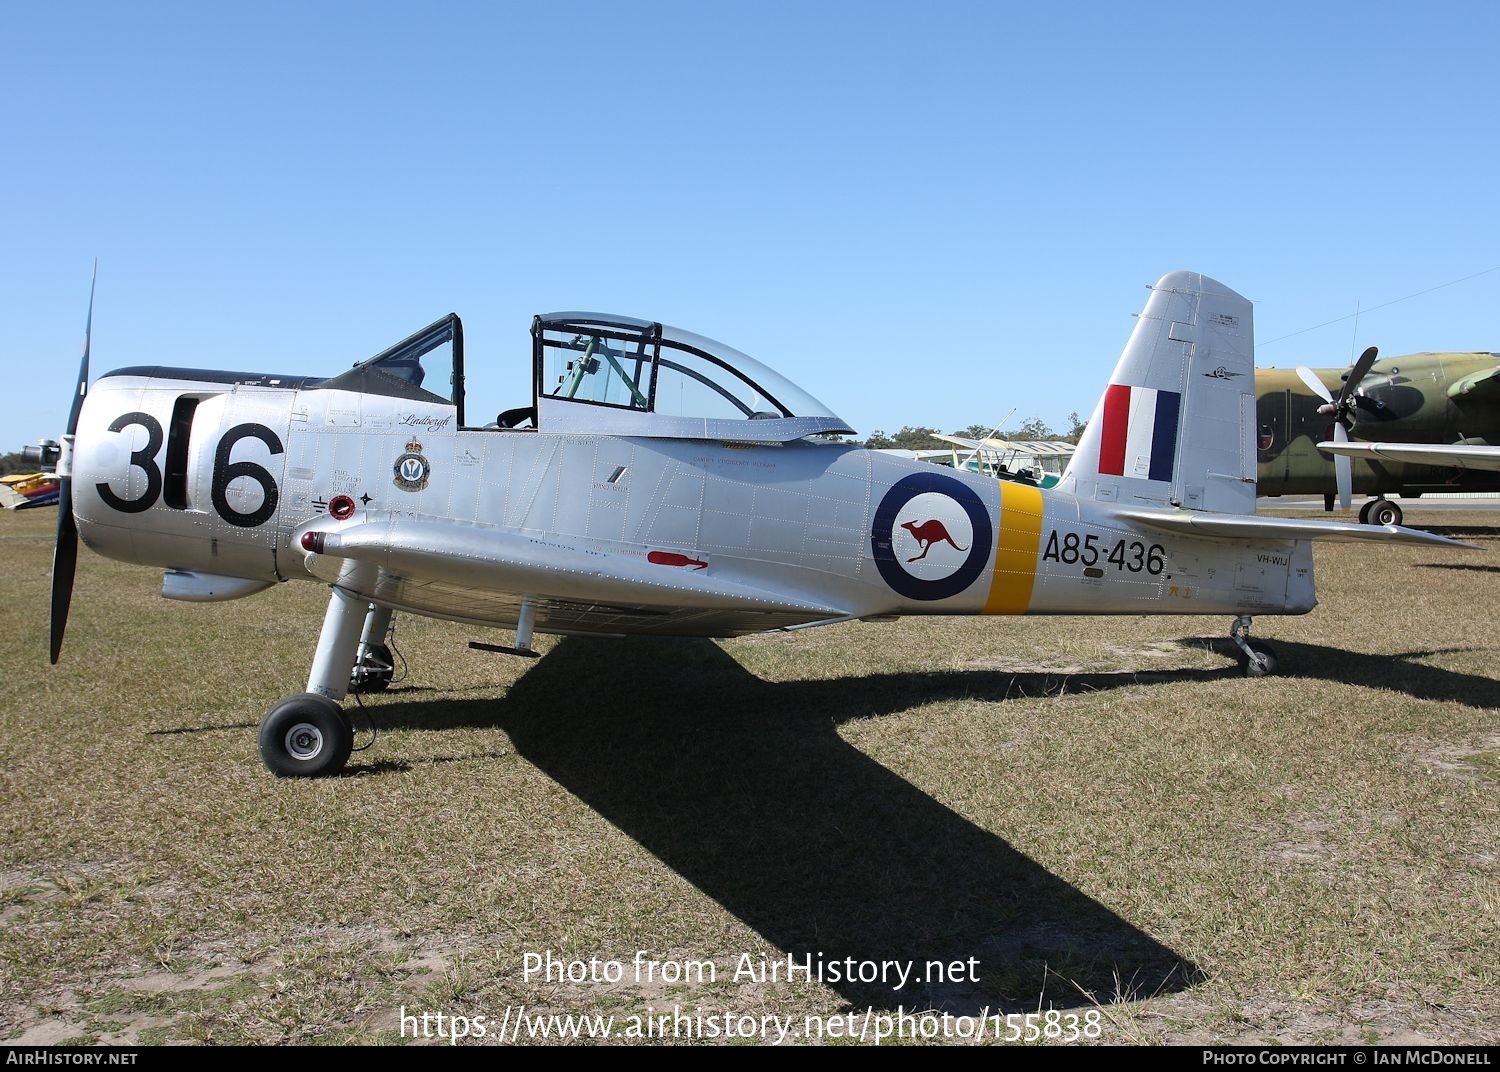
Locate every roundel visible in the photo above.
<box><xmin>871</xmin><ymin>471</ymin><xmax>993</xmax><ymax>601</ymax></box>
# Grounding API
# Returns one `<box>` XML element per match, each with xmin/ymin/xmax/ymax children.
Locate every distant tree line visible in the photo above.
<box><xmin>860</xmin><ymin>412</ymin><xmax>1086</xmax><ymax>450</ymax></box>
<box><xmin>0</xmin><ymin>451</ymin><xmax>33</xmax><ymax>478</ymax></box>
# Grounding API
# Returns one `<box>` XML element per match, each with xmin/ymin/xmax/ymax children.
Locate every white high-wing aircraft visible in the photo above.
<box><xmin>39</xmin><ymin>271</ymin><xmax>1470</xmax><ymax>777</ymax></box>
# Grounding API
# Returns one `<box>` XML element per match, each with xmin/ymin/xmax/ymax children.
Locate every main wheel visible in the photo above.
<box><xmin>1358</xmin><ymin>499</ymin><xmax>1376</xmax><ymax>525</ymax></box>
<box><xmin>349</xmin><ymin>642</ymin><xmax>394</xmax><ymax>693</ymax></box>
<box><xmin>1239</xmin><ymin>641</ymin><xmax>1278</xmax><ymax>678</ymax></box>
<box><xmin>1368</xmin><ymin>499</ymin><xmax>1403</xmax><ymax>526</ymax></box>
<box><xmin>259</xmin><ymin>693</ymin><xmax>353</xmax><ymax>777</ymax></box>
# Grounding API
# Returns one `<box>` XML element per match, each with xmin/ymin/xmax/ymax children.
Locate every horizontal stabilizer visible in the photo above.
<box><xmin>1115</xmin><ymin>507</ymin><xmax>1477</xmax><ymax>548</ymax></box>
<box><xmin>1317</xmin><ymin>440</ymin><xmax>1500</xmax><ymax>473</ymax></box>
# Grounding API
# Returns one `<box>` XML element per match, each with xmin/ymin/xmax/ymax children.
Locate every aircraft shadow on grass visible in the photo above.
<box><xmin>1200</xmin><ymin>638</ymin><xmax>1500</xmax><ymax>707</ymax></box>
<box><xmin>362</xmin><ymin>636</ymin><xmax>1210</xmax><ymax>1013</ymax></box>
<box><xmin>339</xmin><ymin>631</ymin><xmax>1500</xmax><ymax>1012</ymax></box>
<box><xmin>1414</xmin><ymin>562</ymin><xmax>1500</xmax><ymax>575</ymax></box>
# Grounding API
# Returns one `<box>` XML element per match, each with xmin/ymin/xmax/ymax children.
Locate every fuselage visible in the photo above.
<box><xmin>72</xmin><ymin>367</ymin><xmax>1318</xmax><ymax>634</ymax></box>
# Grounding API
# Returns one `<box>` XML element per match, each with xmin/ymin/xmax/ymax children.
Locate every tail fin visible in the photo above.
<box><xmin>1059</xmin><ymin>271</ymin><xmax>1257</xmax><ymax>514</ymax></box>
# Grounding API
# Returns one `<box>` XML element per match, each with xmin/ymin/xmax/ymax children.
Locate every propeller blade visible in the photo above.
<box><xmin>50</xmin><ymin>262</ymin><xmax>96</xmax><ymax>664</ymax></box>
<box><xmin>1334</xmin><ymin>421</ymin><xmax>1352</xmax><ymax>512</ymax></box>
<box><xmin>49</xmin><ymin>483</ymin><xmax>77</xmax><ymax>665</ymax></box>
<box><xmin>1296</xmin><ymin>365</ymin><xmax>1334</xmax><ymax>404</ymax></box>
<box><xmin>1338</xmin><ymin>345</ymin><xmax>1379</xmax><ymax>404</ymax></box>
<box><xmin>67</xmin><ymin>261</ymin><xmax>96</xmax><ymax>435</ymax></box>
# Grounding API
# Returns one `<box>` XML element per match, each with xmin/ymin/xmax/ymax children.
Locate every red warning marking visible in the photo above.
<box><xmin>648</xmin><ymin>551</ymin><xmax>708</xmax><ymax>570</ymax></box>
<box><xmin>329</xmin><ymin>494</ymin><xmax>356</xmax><ymax>521</ymax></box>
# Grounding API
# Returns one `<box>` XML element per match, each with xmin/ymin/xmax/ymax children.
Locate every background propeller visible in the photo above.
<box><xmin>50</xmin><ymin>264</ymin><xmax>95</xmax><ymax>664</ymax></box>
<box><xmin>1295</xmin><ymin>345</ymin><xmax>1378</xmax><ymax>512</ymax></box>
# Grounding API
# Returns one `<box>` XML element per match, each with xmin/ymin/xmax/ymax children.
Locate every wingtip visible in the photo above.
<box><xmin>1386</xmin><ymin>524</ymin><xmax>1482</xmax><ymax>550</ymax></box>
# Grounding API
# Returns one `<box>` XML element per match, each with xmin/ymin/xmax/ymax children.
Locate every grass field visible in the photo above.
<box><xmin>1</xmin><ymin>506</ymin><xmax>1496</xmax><ymax>1045</ymax></box>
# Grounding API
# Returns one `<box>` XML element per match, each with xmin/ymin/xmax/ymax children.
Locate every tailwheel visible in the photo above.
<box><xmin>1238</xmin><ymin>640</ymin><xmax>1278</xmax><ymax>678</ymax></box>
<box><xmin>259</xmin><ymin>693</ymin><xmax>353</xmax><ymax>777</ymax></box>
<box><xmin>1229</xmin><ymin>615</ymin><xmax>1278</xmax><ymax>678</ymax></box>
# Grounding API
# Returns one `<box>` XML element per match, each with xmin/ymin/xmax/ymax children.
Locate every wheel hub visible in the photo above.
<box><xmin>285</xmin><ymin>722</ymin><xmax>325</xmax><ymax>761</ymax></box>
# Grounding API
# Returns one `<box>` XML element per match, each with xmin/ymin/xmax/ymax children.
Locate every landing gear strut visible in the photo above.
<box><xmin>259</xmin><ymin>572</ymin><xmax>373</xmax><ymax>777</ymax></box>
<box><xmin>1229</xmin><ymin>615</ymin><xmax>1278</xmax><ymax>678</ymax></box>
<box><xmin>350</xmin><ymin>604</ymin><xmax>395</xmax><ymax>693</ymax></box>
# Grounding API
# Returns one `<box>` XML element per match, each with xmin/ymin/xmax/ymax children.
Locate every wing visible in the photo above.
<box><xmin>1317</xmin><ymin>440</ymin><xmax>1500</xmax><ymax>473</ymax></box>
<box><xmin>931</xmin><ymin>433</ymin><xmax>986</xmax><ymax>450</ymax></box>
<box><xmin>294</xmin><ymin>514</ymin><xmax>847</xmax><ymax>638</ymax></box>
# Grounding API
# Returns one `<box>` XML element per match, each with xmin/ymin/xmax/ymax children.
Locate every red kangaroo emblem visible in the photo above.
<box><xmin>900</xmin><ymin>519</ymin><xmax>967</xmax><ymax>562</ymax></box>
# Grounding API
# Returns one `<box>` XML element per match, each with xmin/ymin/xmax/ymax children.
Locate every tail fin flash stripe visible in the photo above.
<box><xmin>1098</xmin><ymin>384</ymin><xmax>1131</xmax><ymax>475</ymax></box>
<box><xmin>1149</xmin><ymin>389</ymin><xmax>1181</xmax><ymax>482</ymax></box>
<box><xmin>1124</xmin><ymin>387</ymin><xmax>1160</xmax><ymax>472</ymax></box>
<box><xmin>1100</xmin><ymin>384</ymin><xmax>1182</xmax><ymax>482</ymax></box>
<box><xmin>983</xmin><ymin>481</ymin><xmax>1044</xmax><ymax>615</ymax></box>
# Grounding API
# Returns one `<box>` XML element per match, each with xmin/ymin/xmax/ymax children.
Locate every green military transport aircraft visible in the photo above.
<box><xmin>1256</xmin><ymin>349</ymin><xmax>1500</xmax><ymax>524</ymax></box>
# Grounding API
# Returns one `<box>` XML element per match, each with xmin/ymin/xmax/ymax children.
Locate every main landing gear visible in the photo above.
<box><xmin>258</xmin><ymin>581</ymin><xmax>385</xmax><ymax>778</ymax></box>
<box><xmin>1325</xmin><ymin>494</ymin><xmax>1404</xmax><ymax>527</ymax></box>
<box><xmin>1359</xmin><ymin>498</ymin><xmax>1403</xmax><ymax>527</ymax></box>
<box><xmin>256</xmin><ymin>588</ymin><xmax>541</xmax><ymax>776</ymax></box>
<box><xmin>1229</xmin><ymin>615</ymin><xmax>1278</xmax><ymax>678</ymax></box>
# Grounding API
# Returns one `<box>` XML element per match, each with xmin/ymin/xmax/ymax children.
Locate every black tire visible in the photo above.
<box><xmin>1358</xmin><ymin>499</ymin><xmax>1375</xmax><ymax>525</ymax></box>
<box><xmin>1240</xmin><ymin>641</ymin><xmax>1278</xmax><ymax>678</ymax></box>
<box><xmin>349</xmin><ymin>642</ymin><xmax>394</xmax><ymax>693</ymax></box>
<box><xmin>259</xmin><ymin>693</ymin><xmax>353</xmax><ymax>777</ymax></box>
<box><xmin>1369</xmin><ymin>499</ymin><xmax>1403</xmax><ymax>527</ymax></box>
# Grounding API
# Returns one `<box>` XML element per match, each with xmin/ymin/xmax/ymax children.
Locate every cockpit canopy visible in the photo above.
<box><xmin>321</xmin><ymin>314</ymin><xmax>461</xmax><ymax>407</ymax></box>
<box><xmin>330</xmin><ymin>311</ymin><xmax>854</xmax><ymax>443</ymax></box>
<box><xmin>531</xmin><ymin>313</ymin><xmax>852</xmax><ymax>442</ymax></box>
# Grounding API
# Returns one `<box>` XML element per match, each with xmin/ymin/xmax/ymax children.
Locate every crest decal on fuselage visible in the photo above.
<box><xmin>393</xmin><ymin>439</ymin><xmax>431</xmax><ymax>492</ymax></box>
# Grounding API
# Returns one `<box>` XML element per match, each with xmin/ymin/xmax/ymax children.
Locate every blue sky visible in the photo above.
<box><xmin>4</xmin><ymin>1</ymin><xmax>1497</xmax><ymax>448</ymax></box>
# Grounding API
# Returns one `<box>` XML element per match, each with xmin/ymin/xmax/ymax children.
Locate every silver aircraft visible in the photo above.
<box><xmin>37</xmin><ymin>271</ymin><xmax>1468</xmax><ymax>777</ymax></box>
